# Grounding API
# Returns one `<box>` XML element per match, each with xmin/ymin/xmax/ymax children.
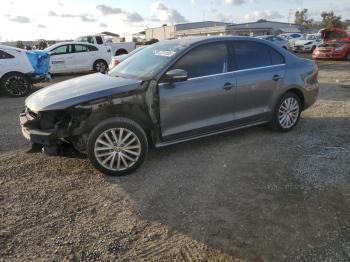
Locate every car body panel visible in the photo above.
<box><xmin>233</xmin><ymin>64</ymin><xmax>286</xmax><ymax>122</ymax></box>
<box><xmin>159</xmin><ymin>72</ymin><xmax>237</xmax><ymax>138</ymax></box>
<box><xmin>0</xmin><ymin>45</ymin><xmax>35</xmax><ymax>77</ymax></box>
<box><xmin>25</xmin><ymin>73</ymin><xmax>142</xmax><ymax>112</ymax></box>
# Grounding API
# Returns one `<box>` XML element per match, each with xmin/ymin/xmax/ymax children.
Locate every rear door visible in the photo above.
<box><xmin>49</xmin><ymin>44</ymin><xmax>73</xmax><ymax>73</ymax></box>
<box><xmin>71</xmin><ymin>44</ymin><xmax>96</xmax><ymax>71</ymax></box>
<box><xmin>159</xmin><ymin>42</ymin><xmax>237</xmax><ymax>140</ymax></box>
<box><xmin>230</xmin><ymin>41</ymin><xmax>285</xmax><ymax>123</ymax></box>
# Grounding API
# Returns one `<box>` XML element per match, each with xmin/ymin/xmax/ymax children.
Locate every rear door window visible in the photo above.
<box><xmin>74</xmin><ymin>45</ymin><xmax>89</xmax><ymax>53</ymax></box>
<box><xmin>231</xmin><ymin>41</ymin><xmax>271</xmax><ymax>70</ymax></box>
<box><xmin>170</xmin><ymin>42</ymin><xmax>228</xmax><ymax>78</ymax></box>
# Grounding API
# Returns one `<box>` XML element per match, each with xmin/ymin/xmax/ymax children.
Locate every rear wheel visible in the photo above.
<box><xmin>270</xmin><ymin>92</ymin><xmax>302</xmax><ymax>132</ymax></box>
<box><xmin>93</xmin><ymin>60</ymin><xmax>108</xmax><ymax>73</ymax></box>
<box><xmin>1</xmin><ymin>72</ymin><xmax>31</xmax><ymax>97</ymax></box>
<box><xmin>87</xmin><ymin>117</ymin><xmax>148</xmax><ymax>176</ymax></box>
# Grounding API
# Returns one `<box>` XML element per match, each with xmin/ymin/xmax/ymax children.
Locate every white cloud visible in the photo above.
<box><xmin>245</xmin><ymin>10</ymin><xmax>284</xmax><ymax>21</ymax></box>
<box><xmin>223</xmin><ymin>0</ymin><xmax>246</xmax><ymax>5</ymax></box>
<box><xmin>0</xmin><ymin>0</ymin><xmax>145</xmax><ymax>41</ymax></box>
<box><xmin>151</xmin><ymin>2</ymin><xmax>187</xmax><ymax>24</ymax></box>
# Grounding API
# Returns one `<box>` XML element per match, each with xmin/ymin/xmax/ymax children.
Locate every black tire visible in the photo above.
<box><xmin>270</xmin><ymin>92</ymin><xmax>302</xmax><ymax>132</ymax></box>
<box><xmin>311</xmin><ymin>46</ymin><xmax>316</xmax><ymax>53</ymax></box>
<box><xmin>87</xmin><ymin>117</ymin><xmax>148</xmax><ymax>176</ymax></box>
<box><xmin>1</xmin><ymin>72</ymin><xmax>31</xmax><ymax>97</ymax></box>
<box><xmin>93</xmin><ymin>60</ymin><xmax>108</xmax><ymax>73</ymax></box>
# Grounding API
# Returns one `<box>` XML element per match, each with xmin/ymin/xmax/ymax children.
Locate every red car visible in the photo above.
<box><xmin>313</xmin><ymin>41</ymin><xmax>350</xmax><ymax>60</ymax></box>
<box><xmin>319</xmin><ymin>28</ymin><xmax>350</xmax><ymax>42</ymax></box>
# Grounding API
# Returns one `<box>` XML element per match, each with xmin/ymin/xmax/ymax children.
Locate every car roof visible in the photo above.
<box><xmin>0</xmin><ymin>44</ymin><xmax>25</xmax><ymax>52</ymax></box>
<box><xmin>158</xmin><ymin>35</ymin><xmax>278</xmax><ymax>47</ymax></box>
<box><xmin>46</xmin><ymin>41</ymin><xmax>98</xmax><ymax>50</ymax></box>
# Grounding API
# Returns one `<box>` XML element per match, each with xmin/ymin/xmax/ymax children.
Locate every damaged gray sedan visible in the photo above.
<box><xmin>20</xmin><ymin>37</ymin><xmax>319</xmax><ymax>176</ymax></box>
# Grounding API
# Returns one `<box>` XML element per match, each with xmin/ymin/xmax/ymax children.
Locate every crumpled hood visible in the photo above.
<box><xmin>26</xmin><ymin>73</ymin><xmax>142</xmax><ymax>112</ymax></box>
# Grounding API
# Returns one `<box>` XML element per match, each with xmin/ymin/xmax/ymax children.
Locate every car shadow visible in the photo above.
<box><xmin>100</xmin><ymin>116</ymin><xmax>350</xmax><ymax>261</ymax></box>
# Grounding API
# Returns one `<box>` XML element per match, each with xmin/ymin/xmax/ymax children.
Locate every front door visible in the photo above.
<box><xmin>159</xmin><ymin>42</ymin><xmax>236</xmax><ymax>140</ymax></box>
<box><xmin>50</xmin><ymin>44</ymin><xmax>73</xmax><ymax>73</ymax></box>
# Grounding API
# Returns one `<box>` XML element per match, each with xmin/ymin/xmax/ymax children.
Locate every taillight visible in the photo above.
<box><xmin>113</xmin><ymin>59</ymin><xmax>120</xmax><ymax>66</ymax></box>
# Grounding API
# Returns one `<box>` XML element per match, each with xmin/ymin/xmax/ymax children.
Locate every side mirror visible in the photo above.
<box><xmin>165</xmin><ymin>69</ymin><xmax>188</xmax><ymax>82</ymax></box>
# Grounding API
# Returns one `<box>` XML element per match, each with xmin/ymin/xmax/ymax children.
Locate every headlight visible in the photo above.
<box><xmin>305</xmin><ymin>42</ymin><xmax>313</xmax><ymax>45</ymax></box>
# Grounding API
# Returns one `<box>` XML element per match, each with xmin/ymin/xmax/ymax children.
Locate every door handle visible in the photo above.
<box><xmin>222</xmin><ymin>82</ymin><xmax>234</xmax><ymax>91</ymax></box>
<box><xmin>272</xmin><ymin>75</ymin><xmax>281</xmax><ymax>81</ymax></box>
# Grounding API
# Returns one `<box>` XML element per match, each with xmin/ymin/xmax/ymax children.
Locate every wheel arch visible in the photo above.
<box><xmin>284</xmin><ymin>87</ymin><xmax>305</xmax><ymax>109</ymax></box>
<box><xmin>115</xmin><ymin>49</ymin><xmax>128</xmax><ymax>56</ymax></box>
<box><xmin>75</xmin><ymin>103</ymin><xmax>153</xmax><ymax>137</ymax></box>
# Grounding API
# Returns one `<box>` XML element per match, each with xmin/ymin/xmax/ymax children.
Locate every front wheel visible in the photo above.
<box><xmin>270</xmin><ymin>92</ymin><xmax>302</xmax><ymax>132</ymax></box>
<box><xmin>87</xmin><ymin>117</ymin><xmax>148</xmax><ymax>176</ymax></box>
<box><xmin>1</xmin><ymin>73</ymin><xmax>31</xmax><ymax>97</ymax></box>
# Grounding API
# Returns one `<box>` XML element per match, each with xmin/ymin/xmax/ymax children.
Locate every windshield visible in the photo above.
<box><xmin>108</xmin><ymin>41</ymin><xmax>188</xmax><ymax>80</ymax></box>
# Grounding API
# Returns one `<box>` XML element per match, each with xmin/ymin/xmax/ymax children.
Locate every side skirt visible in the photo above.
<box><xmin>155</xmin><ymin>120</ymin><xmax>269</xmax><ymax>148</ymax></box>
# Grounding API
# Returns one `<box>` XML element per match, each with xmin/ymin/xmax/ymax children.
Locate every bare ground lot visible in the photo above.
<box><xmin>1</xmin><ymin>56</ymin><xmax>350</xmax><ymax>261</ymax></box>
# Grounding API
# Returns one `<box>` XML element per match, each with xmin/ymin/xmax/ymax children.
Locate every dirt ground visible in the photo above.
<box><xmin>0</xmin><ymin>56</ymin><xmax>350</xmax><ymax>262</ymax></box>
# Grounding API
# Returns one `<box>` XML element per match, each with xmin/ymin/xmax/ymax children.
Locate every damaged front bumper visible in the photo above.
<box><xmin>19</xmin><ymin>110</ymin><xmax>57</xmax><ymax>145</ymax></box>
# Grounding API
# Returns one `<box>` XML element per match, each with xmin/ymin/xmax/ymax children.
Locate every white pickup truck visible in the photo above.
<box><xmin>75</xmin><ymin>35</ymin><xmax>135</xmax><ymax>56</ymax></box>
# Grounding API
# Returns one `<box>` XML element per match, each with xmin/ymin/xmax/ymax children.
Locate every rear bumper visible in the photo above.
<box><xmin>19</xmin><ymin>112</ymin><xmax>56</xmax><ymax>145</ymax></box>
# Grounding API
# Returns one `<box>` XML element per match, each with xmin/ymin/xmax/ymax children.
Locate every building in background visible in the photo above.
<box><xmin>146</xmin><ymin>20</ymin><xmax>305</xmax><ymax>40</ymax></box>
<box><xmin>145</xmin><ymin>21</ymin><xmax>230</xmax><ymax>41</ymax></box>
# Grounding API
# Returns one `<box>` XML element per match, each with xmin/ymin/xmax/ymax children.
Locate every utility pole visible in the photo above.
<box><xmin>288</xmin><ymin>9</ymin><xmax>293</xmax><ymax>25</ymax></box>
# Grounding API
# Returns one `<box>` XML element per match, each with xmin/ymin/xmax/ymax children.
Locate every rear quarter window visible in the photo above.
<box><xmin>0</xmin><ymin>50</ymin><xmax>14</xmax><ymax>59</ymax></box>
<box><xmin>268</xmin><ymin>46</ymin><xmax>285</xmax><ymax>65</ymax></box>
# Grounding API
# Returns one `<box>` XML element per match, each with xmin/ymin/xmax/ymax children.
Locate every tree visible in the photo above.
<box><xmin>294</xmin><ymin>9</ymin><xmax>314</xmax><ymax>28</ymax></box>
<box><xmin>321</xmin><ymin>11</ymin><xmax>343</xmax><ymax>28</ymax></box>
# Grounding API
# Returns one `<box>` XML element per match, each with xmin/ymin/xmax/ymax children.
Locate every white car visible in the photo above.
<box><xmin>279</xmin><ymin>33</ymin><xmax>304</xmax><ymax>48</ymax></box>
<box><xmin>292</xmin><ymin>34</ymin><xmax>323</xmax><ymax>53</ymax></box>
<box><xmin>0</xmin><ymin>45</ymin><xmax>49</xmax><ymax>97</ymax></box>
<box><xmin>255</xmin><ymin>35</ymin><xmax>289</xmax><ymax>49</ymax></box>
<box><xmin>46</xmin><ymin>42</ymin><xmax>112</xmax><ymax>74</ymax></box>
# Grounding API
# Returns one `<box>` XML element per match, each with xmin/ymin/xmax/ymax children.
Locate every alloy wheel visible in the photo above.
<box><xmin>94</xmin><ymin>128</ymin><xmax>141</xmax><ymax>171</ymax></box>
<box><xmin>95</xmin><ymin>61</ymin><xmax>106</xmax><ymax>73</ymax></box>
<box><xmin>4</xmin><ymin>75</ymin><xmax>30</xmax><ymax>96</ymax></box>
<box><xmin>278</xmin><ymin>97</ymin><xmax>300</xmax><ymax>129</ymax></box>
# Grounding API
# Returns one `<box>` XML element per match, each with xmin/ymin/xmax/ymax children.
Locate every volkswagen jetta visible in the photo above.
<box><xmin>19</xmin><ymin>37</ymin><xmax>319</xmax><ymax>176</ymax></box>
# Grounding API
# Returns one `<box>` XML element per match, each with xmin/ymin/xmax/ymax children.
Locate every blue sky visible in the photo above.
<box><xmin>1</xmin><ymin>0</ymin><xmax>349</xmax><ymax>41</ymax></box>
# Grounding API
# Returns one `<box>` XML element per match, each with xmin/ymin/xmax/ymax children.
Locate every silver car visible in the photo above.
<box><xmin>256</xmin><ymin>35</ymin><xmax>289</xmax><ymax>49</ymax></box>
<box><xmin>20</xmin><ymin>36</ymin><xmax>319</xmax><ymax>176</ymax></box>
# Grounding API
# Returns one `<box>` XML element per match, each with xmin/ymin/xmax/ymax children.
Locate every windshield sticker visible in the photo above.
<box><xmin>153</xmin><ymin>50</ymin><xmax>176</xmax><ymax>57</ymax></box>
